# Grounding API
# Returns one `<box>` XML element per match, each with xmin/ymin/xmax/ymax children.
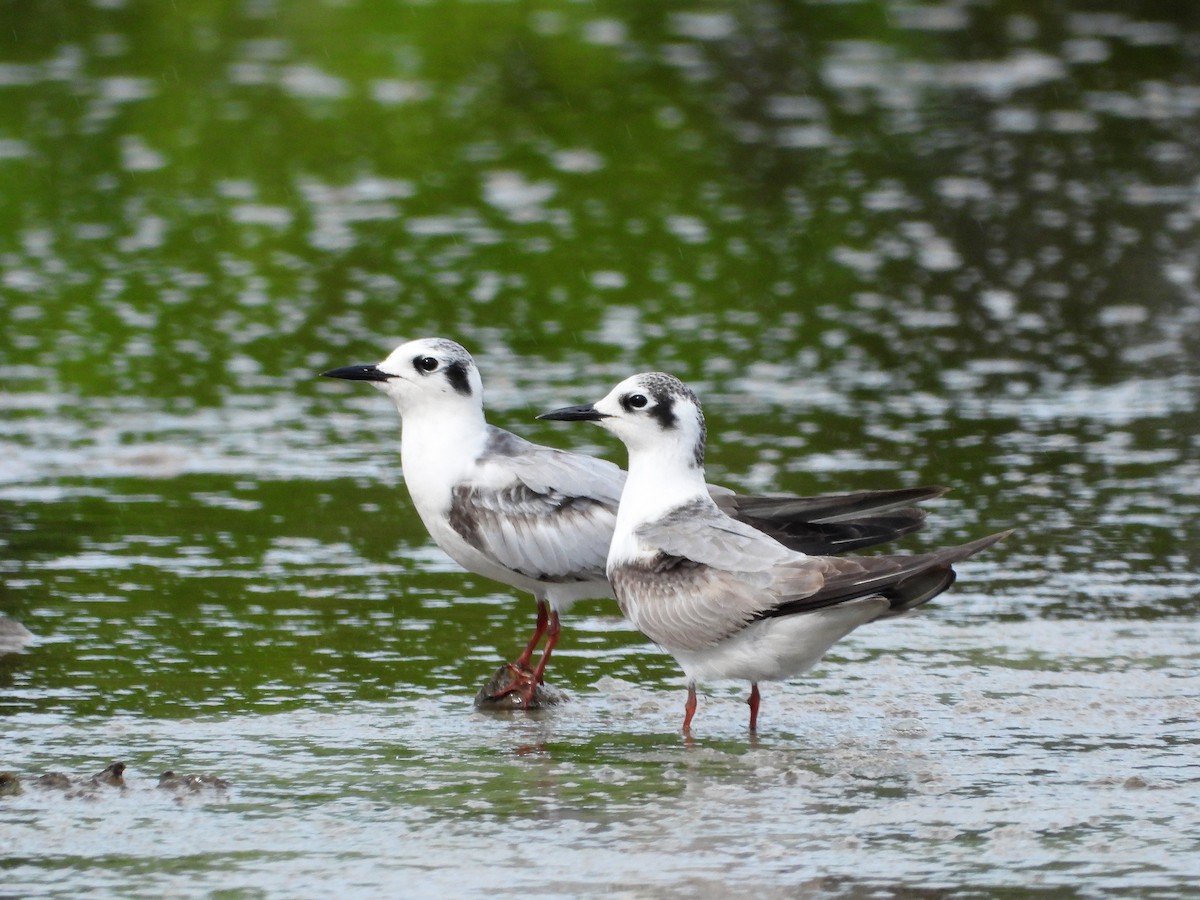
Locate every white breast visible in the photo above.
<box><xmin>399</xmin><ymin>412</ymin><xmax>526</xmax><ymax>583</ymax></box>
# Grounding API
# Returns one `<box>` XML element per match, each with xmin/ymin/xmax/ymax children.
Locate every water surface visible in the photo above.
<box><xmin>2</xmin><ymin>1</ymin><xmax>1199</xmax><ymax>896</ymax></box>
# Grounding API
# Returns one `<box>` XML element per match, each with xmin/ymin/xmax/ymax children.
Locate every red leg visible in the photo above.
<box><xmin>520</xmin><ymin>610</ymin><xmax>561</xmax><ymax>706</ymax></box>
<box><xmin>484</xmin><ymin>600</ymin><xmax>548</xmax><ymax>702</ymax></box>
<box><xmin>530</xmin><ymin>610</ymin><xmax>560</xmax><ymax>686</ymax></box>
<box><xmin>747</xmin><ymin>683</ymin><xmax>761</xmax><ymax>732</ymax></box>
<box><xmin>682</xmin><ymin>683</ymin><xmax>698</xmax><ymax>732</ymax></box>
<box><xmin>513</xmin><ymin>599</ymin><xmax>550</xmax><ymax>671</ymax></box>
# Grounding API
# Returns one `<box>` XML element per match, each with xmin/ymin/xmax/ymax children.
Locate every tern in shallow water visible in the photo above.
<box><xmin>322</xmin><ymin>339</ymin><xmax>948</xmax><ymax>708</ymax></box>
<box><xmin>540</xmin><ymin>372</ymin><xmax>1010</xmax><ymax>732</ymax></box>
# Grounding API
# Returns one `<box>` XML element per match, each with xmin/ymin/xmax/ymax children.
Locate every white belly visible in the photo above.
<box><xmin>670</xmin><ymin>596</ymin><xmax>890</xmax><ymax>683</ymax></box>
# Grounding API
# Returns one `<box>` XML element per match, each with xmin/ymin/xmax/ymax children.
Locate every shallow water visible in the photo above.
<box><xmin>2</xmin><ymin>1</ymin><xmax>1199</xmax><ymax>896</ymax></box>
<box><xmin>5</xmin><ymin>616</ymin><xmax>1200</xmax><ymax>897</ymax></box>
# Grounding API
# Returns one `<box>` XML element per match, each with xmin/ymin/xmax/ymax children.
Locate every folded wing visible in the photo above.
<box><xmin>448</xmin><ymin>428</ymin><xmax>623</xmax><ymax>584</ymax></box>
<box><xmin>616</xmin><ymin>502</ymin><xmax>1010</xmax><ymax>652</ymax></box>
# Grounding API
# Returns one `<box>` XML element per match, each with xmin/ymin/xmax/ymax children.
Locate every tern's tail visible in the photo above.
<box><xmin>883</xmin><ymin>529</ymin><xmax>1012</xmax><ymax>613</ymax></box>
<box><xmin>761</xmin><ymin>529</ymin><xmax>1012</xmax><ymax>621</ymax></box>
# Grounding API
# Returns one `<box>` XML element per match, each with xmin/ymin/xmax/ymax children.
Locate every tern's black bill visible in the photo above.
<box><xmin>320</xmin><ymin>364</ymin><xmax>393</xmax><ymax>383</ymax></box>
<box><xmin>538</xmin><ymin>404</ymin><xmax>608</xmax><ymax>422</ymax></box>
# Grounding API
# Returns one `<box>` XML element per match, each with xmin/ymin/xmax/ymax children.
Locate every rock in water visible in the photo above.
<box><xmin>0</xmin><ymin>616</ymin><xmax>34</xmax><ymax>655</ymax></box>
<box><xmin>93</xmin><ymin>762</ymin><xmax>126</xmax><ymax>787</ymax></box>
<box><xmin>473</xmin><ymin>663</ymin><xmax>568</xmax><ymax>710</ymax></box>
<box><xmin>158</xmin><ymin>771</ymin><xmax>231</xmax><ymax>794</ymax></box>
<box><xmin>33</xmin><ymin>762</ymin><xmax>127</xmax><ymax>798</ymax></box>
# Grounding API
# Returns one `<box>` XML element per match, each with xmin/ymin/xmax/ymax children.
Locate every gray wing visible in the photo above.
<box><xmin>634</xmin><ymin>498</ymin><xmax>803</xmax><ymax>575</ymax></box>
<box><xmin>611</xmin><ymin>552</ymin><xmax>828</xmax><ymax>651</ymax></box>
<box><xmin>490</xmin><ymin>427</ymin><xmax>626</xmax><ymax>503</ymax></box>
<box><xmin>448</xmin><ymin>428</ymin><xmax>623</xmax><ymax>584</ymax></box>
<box><xmin>614</xmin><ymin>499</ymin><xmax>830</xmax><ymax>649</ymax></box>
<box><xmin>617</xmin><ymin>502</ymin><xmax>1009</xmax><ymax>650</ymax></box>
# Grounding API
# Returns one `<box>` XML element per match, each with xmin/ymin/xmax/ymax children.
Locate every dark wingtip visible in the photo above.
<box><xmin>728</xmin><ymin>485</ymin><xmax>953</xmax><ymax>525</ymax></box>
<box><xmin>965</xmin><ymin>528</ymin><xmax>1014</xmax><ymax>553</ymax></box>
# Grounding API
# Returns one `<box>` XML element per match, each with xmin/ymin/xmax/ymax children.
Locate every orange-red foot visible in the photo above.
<box><xmin>488</xmin><ymin>663</ymin><xmax>537</xmax><ymax>705</ymax></box>
<box><xmin>473</xmin><ymin>661</ymin><xmax>569</xmax><ymax>710</ymax></box>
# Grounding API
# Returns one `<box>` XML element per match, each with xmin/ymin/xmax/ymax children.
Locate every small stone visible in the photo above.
<box><xmin>0</xmin><ymin>616</ymin><xmax>35</xmax><ymax>655</ymax></box>
<box><xmin>92</xmin><ymin>762</ymin><xmax>126</xmax><ymax>787</ymax></box>
<box><xmin>158</xmin><ymin>771</ymin><xmax>231</xmax><ymax>793</ymax></box>
<box><xmin>892</xmin><ymin>717</ymin><xmax>928</xmax><ymax>737</ymax></box>
<box><xmin>36</xmin><ymin>772</ymin><xmax>72</xmax><ymax>790</ymax></box>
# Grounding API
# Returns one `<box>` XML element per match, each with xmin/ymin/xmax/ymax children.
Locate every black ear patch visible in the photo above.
<box><xmin>647</xmin><ymin>395</ymin><xmax>677</xmax><ymax>431</ymax></box>
<box><xmin>444</xmin><ymin>360</ymin><xmax>472</xmax><ymax>396</ymax></box>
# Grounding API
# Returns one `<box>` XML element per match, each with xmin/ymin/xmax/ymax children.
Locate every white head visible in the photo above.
<box><xmin>540</xmin><ymin>372</ymin><xmax>707</xmax><ymax>471</ymax></box>
<box><xmin>321</xmin><ymin>337</ymin><xmax>485</xmax><ymax>419</ymax></box>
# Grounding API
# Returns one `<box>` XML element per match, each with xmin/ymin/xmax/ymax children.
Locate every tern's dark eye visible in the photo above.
<box><xmin>414</xmin><ymin>355</ymin><xmax>439</xmax><ymax>373</ymax></box>
<box><xmin>623</xmin><ymin>393</ymin><xmax>649</xmax><ymax>410</ymax></box>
